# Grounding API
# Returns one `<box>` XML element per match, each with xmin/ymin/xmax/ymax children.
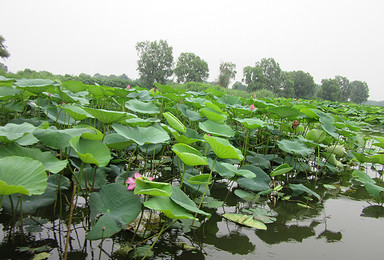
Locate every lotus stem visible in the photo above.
<box><xmin>64</xmin><ymin>182</ymin><xmax>77</xmax><ymax>260</ymax></box>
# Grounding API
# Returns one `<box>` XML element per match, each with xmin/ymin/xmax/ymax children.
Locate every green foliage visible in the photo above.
<box><xmin>218</xmin><ymin>62</ymin><xmax>236</xmax><ymax>88</ymax></box>
<box><xmin>0</xmin><ymin>35</ymin><xmax>10</xmax><ymax>59</ymax></box>
<box><xmin>288</xmin><ymin>70</ymin><xmax>316</xmax><ymax>99</ymax></box>
<box><xmin>350</xmin><ymin>80</ymin><xmax>369</xmax><ymax>104</ymax></box>
<box><xmin>318</xmin><ymin>78</ymin><xmax>342</xmax><ymax>102</ymax></box>
<box><xmin>136</xmin><ymin>39</ymin><xmax>173</xmax><ymax>88</ymax></box>
<box><xmin>174</xmin><ymin>52</ymin><xmax>209</xmax><ymax>83</ymax></box>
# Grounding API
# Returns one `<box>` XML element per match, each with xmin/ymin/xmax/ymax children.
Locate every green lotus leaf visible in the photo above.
<box><xmin>364</xmin><ymin>182</ymin><xmax>384</xmax><ymax>203</ymax></box>
<box><xmin>14</xmin><ymin>79</ymin><xmax>59</xmax><ymax>94</ymax></box>
<box><xmin>172</xmin><ymin>143</ymin><xmax>208</xmax><ymax>166</ymax></box>
<box><xmin>34</xmin><ymin>127</ymin><xmax>96</xmax><ymax>150</ymax></box>
<box><xmin>235</xmin><ymin>118</ymin><xmax>265</xmax><ymax>129</ymax></box>
<box><xmin>44</xmin><ymin>106</ymin><xmax>77</xmax><ymax>126</ymax></box>
<box><xmin>69</xmin><ymin>136</ymin><xmax>111</xmax><ymax>167</ymax></box>
<box><xmin>199</xmin><ymin>120</ymin><xmax>234</xmax><ymax>138</ymax></box>
<box><xmin>235</xmin><ymin>169</ymin><xmax>256</xmax><ymax>179</ymax></box>
<box><xmin>112</xmin><ymin>124</ymin><xmax>170</xmax><ymax>146</ymax></box>
<box><xmin>204</xmin><ymin>134</ymin><xmax>244</xmax><ymax>161</ymax></box>
<box><xmin>0</xmin><ymin>143</ymin><xmax>67</xmax><ymax>173</ymax></box>
<box><xmin>58</xmin><ymin>104</ymin><xmax>93</xmax><ymax>121</ymax></box>
<box><xmin>368</xmin><ymin>154</ymin><xmax>384</xmax><ymax>165</ymax></box>
<box><xmin>223</xmin><ymin>213</ymin><xmax>267</xmax><ymax>230</ymax></box>
<box><xmin>163</xmin><ymin>112</ymin><xmax>186</xmax><ymax>133</ymax></box>
<box><xmin>171</xmin><ymin>130</ymin><xmax>202</xmax><ymax>145</ymax></box>
<box><xmin>208</xmin><ymin>158</ymin><xmax>236</xmax><ymax>178</ymax></box>
<box><xmin>270</xmin><ymin>163</ymin><xmax>293</xmax><ymax>177</ymax></box>
<box><xmin>144</xmin><ymin>196</ymin><xmax>197</xmax><ymax>220</ymax></box>
<box><xmin>237</xmin><ymin>165</ymin><xmax>271</xmax><ymax>192</ymax></box>
<box><xmin>103</xmin><ymin>133</ymin><xmax>133</xmax><ymax>150</ymax></box>
<box><xmin>205</xmin><ymin>101</ymin><xmax>228</xmax><ymax>115</ymax></box>
<box><xmin>306</xmin><ymin>129</ymin><xmax>327</xmax><ymax>143</ymax></box>
<box><xmin>0</xmin><ymin>76</ymin><xmax>16</xmax><ymax>83</ymax></box>
<box><xmin>0</xmin><ymin>156</ymin><xmax>47</xmax><ymax>196</ymax></box>
<box><xmin>82</xmin><ymin>107</ymin><xmax>132</xmax><ymax>124</ymax></box>
<box><xmin>234</xmin><ymin>189</ymin><xmax>259</xmax><ymax>202</ymax></box>
<box><xmin>317</xmin><ymin>112</ymin><xmax>339</xmax><ymax>139</ymax></box>
<box><xmin>0</xmin><ymin>122</ymin><xmax>36</xmax><ymax>143</ymax></box>
<box><xmin>134</xmin><ymin>178</ymin><xmax>172</xmax><ymax>197</ymax></box>
<box><xmin>0</xmin><ymin>86</ymin><xmax>21</xmax><ymax>101</ymax></box>
<box><xmin>124</xmin><ymin>117</ymin><xmax>160</xmax><ymax>127</ymax></box>
<box><xmin>125</xmin><ymin>99</ymin><xmax>160</xmax><ymax>114</ymax></box>
<box><xmin>61</xmin><ymin>80</ymin><xmax>88</xmax><ymax>93</ymax></box>
<box><xmin>352</xmin><ymin>170</ymin><xmax>375</xmax><ymax>184</ymax></box>
<box><xmin>74</xmin><ymin>167</ymin><xmax>107</xmax><ymax>189</ymax></box>
<box><xmin>325</xmin><ymin>145</ymin><xmax>347</xmax><ymax>157</ymax></box>
<box><xmin>170</xmin><ymin>186</ymin><xmax>210</xmax><ymax>216</ymax></box>
<box><xmin>177</xmin><ymin>103</ymin><xmax>201</xmax><ymax>121</ymax></box>
<box><xmin>289</xmin><ymin>183</ymin><xmax>321</xmax><ymax>201</ymax></box>
<box><xmin>269</xmin><ymin>106</ymin><xmax>300</xmax><ymax>119</ymax></box>
<box><xmin>200</xmin><ymin>107</ymin><xmax>227</xmax><ymax>123</ymax></box>
<box><xmin>277</xmin><ymin>139</ymin><xmax>314</xmax><ymax>157</ymax></box>
<box><xmin>188</xmin><ymin>174</ymin><xmax>212</xmax><ymax>185</ymax></box>
<box><xmin>86</xmin><ymin>183</ymin><xmax>142</xmax><ymax>240</ymax></box>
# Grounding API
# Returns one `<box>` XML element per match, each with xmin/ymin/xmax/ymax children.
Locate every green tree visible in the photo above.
<box><xmin>243</xmin><ymin>66</ymin><xmax>266</xmax><ymax>92</ymax></box>
<box><xmin>243</xmin><ymin>58</ymin><xmax>283</xmax><ymax>94</ymax></box>
<box><xmin>218</xmin><ymin>62</ymin><xmax>236</xmax><ymax>88</ymax></box>
<box><xmin>288</xmin><ymin>70</ymin><xmax>316</xmax><ymax>99</ymax></box>
<box><xmin>136</xmin><ymin>40</ymin><xmax>173</xmax><ymax>88</ymax></box>
<box><xmin>0</xmin><ymin>35</ymin><xmax>10</xmax><ymax>59</ymax></box>
<box><xmin>281</xmin><ymin>72</ymin><xmax>295</xmax><ymax>98</ymax></box>
<box><xmin>232</xmin><ymin>81</ymin><xmax>247</xmax><ymax>91</ymax></box>
<box><xmin>335</xmin><ymin>75</ymin><xmax>351</xmax><ymax>102</ymax></box>
<box><xmin>318</xmin><ymin>78</ymin><xmax>342</xmax><ymax>102</ymax></box>
<box><xmin>350</xmin><ymin>80</ymin><xmax>369</xmax><ymax>104</ymax></box>
<box><xmin>174</xmin><ymin>52</ymin><xmax>209</xmax><ymax>83</ymax></box>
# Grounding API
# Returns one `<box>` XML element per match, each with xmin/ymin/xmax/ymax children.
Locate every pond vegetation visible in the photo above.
<box><xmin>0</xmin><ymin>76</ymin><xmax>384</xmax><ymax>259</ymax></box>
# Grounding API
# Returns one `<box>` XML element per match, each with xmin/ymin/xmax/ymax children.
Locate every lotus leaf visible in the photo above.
<box><xmin>277</xmin><ymin>139</ymin><xmax>314</xmax><ymax>157</ymax></box>
<box><xmin>172</xmin><ymin>143</ymin><xmax>208</xmax><ymax>166</ymax></box>
<box><xmin>70</xmin><ymin>136</ymin><xmax>111</xmax><ymax>167</ymax></box>
<box><xmin>199</xmin><ymin>120</ymin><xmax>234</xmax><ymax>138</ymax></box>
<box><xmin>112</xmin><ymin>124</ymin><xmax>170</xmax><ymax>146</ymax></box>
<box><xmin>204</xmin><ymin>134</ymin><xmax>244</xmax><ymax>161</ymax></box>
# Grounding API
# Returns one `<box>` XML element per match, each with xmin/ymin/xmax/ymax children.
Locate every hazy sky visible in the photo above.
<box><xmin>1</xmin><ymin>0</ymin><xmax>383</xmax><ymax>100</ymax></box>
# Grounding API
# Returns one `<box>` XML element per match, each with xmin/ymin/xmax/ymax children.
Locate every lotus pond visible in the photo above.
<box><xmin>0</xmin><ymin>76</ymin><xmax>384</xmax><ymax>259</ymax></box>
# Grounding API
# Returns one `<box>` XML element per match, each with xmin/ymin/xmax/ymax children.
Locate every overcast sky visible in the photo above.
<box><xmin>1</xmin><ymin>0</ymin><xmax>383</xmax><ymax>100</ymax></box>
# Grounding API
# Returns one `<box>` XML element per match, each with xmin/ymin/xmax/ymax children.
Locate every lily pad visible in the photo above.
<box><xmin>204</xmin><ymin>134</ymin><xmax>244</xmax><ymax>161</ymax></box>
<box><xmin>277</xmin><ymin>139</ymin><xmax>314</xmax><ymax>157</ymax></box>
<box><xmin>223</xmin><ymin>213</ymin><xmax>267</xmax><ymax>230</ymax></box>
<box><xmin>125</xmin><ymin>99</ymin><xmax>160</xmax><ymax>114</ymax></box>
<box><xmin>86</xmin><ymin>183</ymin><xmax>142</xmax><ymax>240</ymax></box>
<box><xmin>199</xmin><ymin>120</ymin><xmax>234</xmax><ymax>138</ymax></box>
<box><xmin>112</xmin><ymin>124</ymin><xmax>170</xmax><ymax>146</ymax></box>
<box><xmin>144</xmin><ymin>196</ymin><xmax>197</xmax><ymax>220</ymax></box>
<box><xmin>69</xmin><ymin>136</ymin><xmax>111</xmax><ymax>167</ymax></box>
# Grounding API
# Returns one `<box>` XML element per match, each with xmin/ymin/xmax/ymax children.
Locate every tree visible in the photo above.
<box><xmin>174</xmin><ymin>52</ymin><xmax>209</xmax><ymax>83</ymax></box>
<box><xmin>136</xmin><ymin>40</ymin><xmax>173</xmax><ymax>88</ymax></box>
<box><xmin>0</xmin><ymin>35</ymin><xmax>10</xmax><ymax>59</ymax></box>
<box><xmin>218</xmin><ymin>62</ymin><xmax>236</xmax><ymax>88</ymax></box>
<box><xmin>243</xmin><ymin>58</ymin><xmax>283</xmax><ymax>94</ymax></box>
<box><xmin>350</xmin><ymin>80</ymin><xmax>369</xmax><ymax>104</ymax></box>
<box><xmin>289</xmin><ymin>70</ymin><xmax>316</xmax><ymax>99</ymax></box>
<box><xmin>318</xmin><ymin>78</ymin><xmax>342</xmax><ymax>102</ymax></box>
<box><xmin>335</xmin><ymin>75</ymin><xmax>351</xmax><ymax>102</ymax></box>
<box><xmin>232</xmin><ymin>81</ymin><xmax>247</xmax><ymax>91</ymax></box>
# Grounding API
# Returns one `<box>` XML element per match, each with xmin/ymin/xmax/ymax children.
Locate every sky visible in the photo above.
<box><xmin>1</xmin><ymin>0</ymin><xmax>384</xmax><ymax>100</ymax></box>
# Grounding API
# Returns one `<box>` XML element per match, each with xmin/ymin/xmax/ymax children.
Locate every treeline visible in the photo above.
<box><xmin>0</xmin><ymin>35</ymin><xmax>370</xmax><ymax>103</ymax></box>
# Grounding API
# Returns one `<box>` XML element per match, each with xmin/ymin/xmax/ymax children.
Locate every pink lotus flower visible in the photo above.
<box><xmin>126</xmin><ymin>172</ymin><xmax>153</xmax><ymax>190</ymax></box>
<box><xmin>126</xmin><ymin>85</ymin><xmax>131</xmax><ymax>89</ymax></box>
<box><xmin>207</xmin><ymin>134</ymin><xmax>211</xmax><ymax>137</ymax></box>
<box><xmin>179</xmin><ymin>99</ymin><xmax>183</xmax><ymax>103</ymax></box>
<box><xmin>250</xmin><ymin>104</ymin><xmax>255</xmax><ymax>111</ymax></box>
<box><xmin>29</xmin><ymin>101</ymin><xmax>36</xmax><ymax>106</ymax></box>
<box><xmin>62</xmin><ymin>102</ymin><xmax>66</xmax><ymax>105</ymax></box>
<box><xmin>48</xmin><ymin>93</ymin><xmax>52</xmax><ymax>97</ymax></box>
<box><xmin>253</xmin><ymin>94</ymin><xmax>257</xmax><ymax>99</ymax></box>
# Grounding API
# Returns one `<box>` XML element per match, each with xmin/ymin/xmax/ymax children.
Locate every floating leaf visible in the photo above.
<box><xmin>86</xmin><ymin>183</ymin><xmax>142</xmax><ymax>240</ymax></box>
<box><xmin>223</xmin><ymin>213</ymin><xmax>267</xmax><ymax>230</ymax></box>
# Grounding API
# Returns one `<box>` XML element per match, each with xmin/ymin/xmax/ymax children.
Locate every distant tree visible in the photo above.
<box><xmin>0</xmin><ymin>63</ymin><xmax>8</xmax><ymax>73</ymax></box>
<box><xmin>174</xmin><ymin>52</ymin><xmax>209</xmax><ymax>83</ymax></box>
<box><xmin>218</xmin><ymin>62</ymin><xmax>236</xmax><ymax>88</ymax></box>
<box><xmin>257</xmin><ymin>58</ymin><xmax>283</xmax><ymax>94</ymax></box>
<box><xmin>288</xmin><ymin>70</ymin><xmax>316</xmax><ymax>99</ymax></box>
<box><xmin>350</xmin><ymin>80</ymin><xmax>369</xmax><ymax>104</ymax></box>
<box><xmin>318</xmin><ymin>78</ymin><xmax>342</xmax><ymax>102</ymax></box>
<box><xmin>243</xmin><ymin>58</ymin><xmax>283</xmax><ymax>94</ymax></box>
<box><xmin>281</xmin><ymin>72</ymin><xmax>295</xmax><ymax>98</ymax></box>
<box><xmin>335</xmin><ymin>75</ymin><xmax>351</xmax><ymax>102</ymax></box>
<box><xmin>0</xmin><ymin>35</ymin><xmax>10</xmax><ymax>59</ymax></box>
<box><xmin>243</xmin><ymin>66</ymin><xmax>266</xmax><ymax>92</ymax></box>
<box><xmin>232</xmin><ymin>81</ymin><xmax>247</xmax><ymax>91</ymax></box>
<box><xmin>136</xmin><ymin>40</ymin><xmax>173</xmax><ymax>88</ymax></box>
